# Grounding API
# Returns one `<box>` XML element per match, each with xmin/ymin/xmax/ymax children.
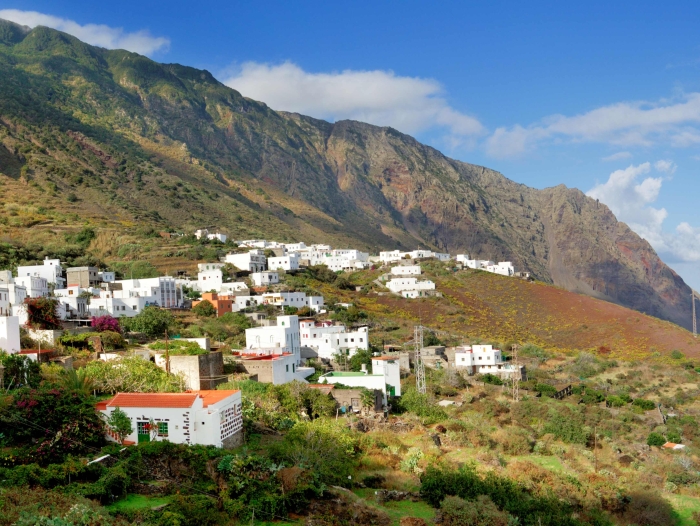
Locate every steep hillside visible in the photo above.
<box><xmin>0</xmin><ymin>19</ymin><xmax>692</xmax><ymax>329</ymax></box>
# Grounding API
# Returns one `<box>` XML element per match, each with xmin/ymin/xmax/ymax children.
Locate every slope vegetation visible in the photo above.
<box><xmin>0</xmin><ymin>19</ymin><xmax>692</xmax><ymax>328</ymax></box>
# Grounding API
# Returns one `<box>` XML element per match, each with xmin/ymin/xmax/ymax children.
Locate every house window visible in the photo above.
<box><xmin>158</xmin><ymin>422</ymin><xmax>169</xmax><ymax>437</ymax></box>
<box><xmin>292</xmin><ymin>364</ymin><xmax>295</xmax><ymax>372</ymax></box>
<box><xmin>286</xmin><ymin>365</ymin><xmax>289</xmax><ymax>372</ymax></box>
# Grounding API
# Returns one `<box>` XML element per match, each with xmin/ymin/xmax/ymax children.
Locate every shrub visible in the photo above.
<box><xmin>605</xmin><ymin>395</ymin><xmax>628</xmax><ymax>408</ymax></box>
<box><xmin>25</xmin><ymin>297</ymin><xmax>61</xmax><ymax>329</ymax></box>
<box><xmin>90</xmin><ymin>315</ymin><xmax>121</xmax><ymax>334</ymax></box>
<box><xmin>633</xmin><ymin>399</ymin><xmax>656</xmax><ymax>411</ymax></box>
<box><xmin>646</xmin><ymin>432</ymin><xmax>666</xmax><ymax>447</ymax></box>
<box><xmin>82</xmin><ymin>356</ymin><xmax>186</xmax><ymax>393</ymax></box>
<box><xmin>269</xmin><ymin>420</ymin><xmax>358</xmax><ymax>486</ymax></box>
<box><xmin>440</xmin><ymin>495</ymin><xmax>512</xmax><ymax>526</ymax></box>
<box><xmin>0</xmin><ymin>387</ymin><xmax>105</xmax><ymax>463</ymax></box>
<box><xmin>667</xmin><ymin>431</ymin><xmax>682</xmax><ymax>443</ymax></box>
<box><xmin>120</xmin><ymin>306</ymin><xmax>174</xmax><ymax>337</ymax></box>
<box><xmin>671</xmin><ymin>349</ymin><xmax>684</xmax><ymax>360</ymax></box>
<box><xmin>534</xmin><ymin>383</ymin><xmax>557</xmax><ymax>397</ymax></box>
<box><xmin>148</xmin><ymin>340</ymin><xmax>207</xmax><ymax>356</ymax></box>
<box><xmin>395</xmin><ymin>388</ymin><xmax>447</xmax><ymax>424</ymax></box>
<box><xmin>193</xmin><ymin>300</ymin><xmax>216</xmax><ymax>317</ymax></box>
<box><xmin>480</xmin><ymin>373</ymin><xmax>503</xmax><ymax>386</ymax></box>
<box><xmin>0</xmin><ymin>353</ymin><xmax>41</xmax><ymax>389</ymax></box>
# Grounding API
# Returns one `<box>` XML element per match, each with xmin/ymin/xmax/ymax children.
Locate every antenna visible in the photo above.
<box><xmin>414</xmin><ymin>325</ymin><xmax>426</xmax><ymax>394</ymax></box>
<box><xmin>693</xmin><ymin>290</ymin><xmax>697</xmax><ymax>338</ymax></box>
<box><xmin>511</xmin><ymin>344</ymin><xmax>520</xmax><ymax>401</ymax></box>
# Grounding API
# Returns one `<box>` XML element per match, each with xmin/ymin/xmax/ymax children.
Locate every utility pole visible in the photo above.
<box><xmin>511</xmin><ymin>344</ymin><xmax>520</xmax><ymax>402</ymax></box>
<box><xmin>594</xmin><ymin>425</ymin><xmax>598</xmax><ymax>473</ymax></box>
<box><xmin>693</xmin><ymin>291</ymin><xmax>697</xmax><ymax>338</ymax></box>
<box><xmin>414</xmin><ymin>325</ymin><xmax>426</xmax><ymax>394</ymax></box>
<box><xmin>164</xmin><ymin>329</ymin><xmax>170</xmax><ymax>374</ymax></box>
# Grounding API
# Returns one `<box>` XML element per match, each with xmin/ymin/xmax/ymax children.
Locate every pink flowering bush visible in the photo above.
<box><xmin>91</xmin><ymin>315</ymin><xmax>122</xmax><ymax>334</ymax></box>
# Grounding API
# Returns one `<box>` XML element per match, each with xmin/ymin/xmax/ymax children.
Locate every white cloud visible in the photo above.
<box><xmin>222</xmin><ymin>61</ymin><xmax>484</xmax><ymax>142</ymax></box>
<box><xmin>0</xmin><ymin>9</ymin><xmax>170</xmax><ymax>55</ymax></box>
<box><xmin>654</xmin><ymin>159</ymin><xmax>677</xmax><ymax>174</ymax></box>
<box><xmin>486</xmin><ymin>93</ymin><xmax>700</xmax><ymax>158</ymax></box>
<box><xmin>587</xmin><ymin>161</ymin><xmax>700</xmax><ymax>265</ymax></box>
<box><xmin>602</xmin><ymin>151</ymin><xmax>632</xmax><ymax>162</ymax></box>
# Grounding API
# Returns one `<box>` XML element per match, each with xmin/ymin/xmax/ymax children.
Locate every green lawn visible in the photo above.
<box><xmin>668</xmin><ymin>494</ymin><xmax>700</xmax><ymax>526</ymax></box>
<box><xmin>106</xmin><ymin>494</ymin><xmax>172</xmax><ymax>513</ymax></box>
<box><xmin>353</xmin><ymin>488</ymin><xmax>435</xmax><ymax>525</ymax></box>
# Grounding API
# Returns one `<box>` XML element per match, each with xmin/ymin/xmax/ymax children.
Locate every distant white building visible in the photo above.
<box><xmin>391</xmin><ymin>265</ymin><xmax>422</xmax><ymax>276</ymax></box>
<box><xmin>485</xmin><ymin>262</ymin><xmax>515</xmax><ymax>277</ymax></box>
<box><xmin>225</xmin><ymin>250</ymin><xmax>267</xmax><ymax>272</ymax></box>
<box><xmin>299</xmin><ymin>319</ymin><xmax>369</xmax><ymax>360</ymax></box>
<box><xmin>98</xmin><ymin>271</ymin><xmax>116</xmax><ymax>283</ymax></box>
<box><xmin>17</xmin><ymin>258</ymin><xmax>65</xmax><ymax>289</ymax></box>
<box><xmin>98</xmin><ymin>390</ymin><xmax>243</xmax><ymax>448</ymax></box>
<box><xmin>198</xmin><ymin>263</ymin><xmax>226</xmax><ymax>272</ymax></box>
<box><xmin>194</xmin><ymin>229</ymin><xmax>227</xmax><ymax>243</ymax></box>
<box><xmin>452</xmin><ymin>345</ymin><xmax>523</xmax><ymax>379</ymax></box>
<box><xmin>198</xmin><ymin>268</ymin><xmax>223</xmax><ymax>293</ymax></box>
<box><xmin>245</xmin><ymin>315</ymin><xmax>301</xmax><ymax>365</ymax></box>
<box><xmin>0</xmin><ymin>287</ymin><xmax>10</xmax><ymax>316</ymax></box>
<box><xmin>0</xmin><ymin>316</ymin><xmax>21</xmax><ymax>354</ymax></box>
<box><xmin>220</xmin><ymin>282</ymin><xmax>250</xmax><ymax>296</ymax></box>
<box><xmin>267</xmin><ymin>255</ymin><xmax>300</xmax><ymax>271</ymax></box>
<box><xmin>233</xmin><ymin>295</ymin><xmax>260</xmax><ymax>310</ymax></box>
<box><xmin>251</xmin><ymin>271</ymin><xmax>279</xmax><ymax>287</ymax></box>
<box><xmin>14</xmin><ymin>275</ymin><xmax>49</xmax><ymax>298</ymax></box>
<box><xmin>260</xmin><ymin>292</ymin><xmax>325</xmax><ymax>313</ymax></box>
<box><xmin>386</xmin><ymin>277</ymin><xmax>435</xmax><ymax>296</ymax></box>
<box><xmin>283</xmin><ymin>242</ymin><xmax>307</xmax><ymax>252</ymax></box>
<box><xmin>319</xmin><ymin>356</ymin><xmax>401</xmax><ymax>403</ymax></box>
<box><xmin>89</xmin><ymin>277</ymin><xmax>182</xmax><ymax>317</ymax></box>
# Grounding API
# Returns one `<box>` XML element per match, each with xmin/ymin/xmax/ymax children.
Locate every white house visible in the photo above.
<box><xmin>98</xmin><ymin>271</ymin><xmax>116</xmax><ymax>283</ymax></box>
<box><xmin>299</xmin><ymin>319</ymin><xmax>369</xmax><ymax>360</ymax></box>
<box><xmin>0</xmin><ymin>287</ymin><xmax>10</xmax><ymax>316</ymax></box>
<box><xmin>97</xmin><ymin>390</ymin><xmax>243</xmax><ymax>448</ymax></box>
<box><xmin>391</xmin><ymin>265</ymin><xmax>422</xmax><ymax>276</ymax></box>
<box><xmin>225</xmin><ymin>250</ymin><xmax>267</xmax><ymax>272</ymax></box>
<box><xmin>245</xmin><ymin>315</ymin><xmax>301</xmax><ymax>364</ymax></box>
<box><xmin>452</xmin><ymin>345</ymin><xmax>521</xmax><ymax>378</ymax></box>
<box><xmin>379</xmin><ymin>250</ymin><xmax>406</xmax><ymax>264</ymax></box>
<box><xmin>198</xmin><ymin>263</ymin><xmax>226</xmax><ymax>272</ymax></box>
<box><xmin>220</xmin><ymin>282</ymin><xmax>250</xmax><ymax>296</ymax></box>
<box><xmin>233</xmin><ymin>295</ymin><xmax>260</xmax><ymax>310</ymax></box>
<box><xmin>251</xmin><ymin>271</ymin><xmax>279</xmax><ymax>287</ymax></box>
<box><xmin>267</xmin><ymin>255</ymin><xmax>300</xmax><ymax>271</ymax></box>
<box><xmin>386</xmin><ymin>278</ymin><xmax>435</xmax><ymax>298</ymax></box>
<box><xmin>198</xmin><ymin>269</ymin><xmax>223</xmax><ymax>293</ymax></box>
<box><xmin>485</xmin><ymin>262</ymin><xmax>515</xmax><ymax>277</ymax></box>
<box><xmin>14</xmin><ymin>275</ymin><xmax>49</xmax><ymax>298</ymax></box>
<box><xmin>17</xmin><ymin>258</ymin><xmax>66</xmax><ymax>289</ymax></box>
<box><xmin>260</xmin><ymin>292</ymin><xmax>325</xmax><ymax>313</ymax></box>
<box><xmin>89</xmin><ymin>277</ymin><xmax>182</xmax><ymax>317</ymax></box>
<box><xmin>332</xmin><ymin>249</ymin><xmax>369</xmax><ymax>262</ymax></box>
<box><xmin>0</xmin><ymin>316</ymin><xmax>21</xmax><ymax>354</ymax></box>
<box><xmin>319</xmin><ymin>356</ymin><xmax>401</xmax><ymax>403</ymax></box>
<box><xmin>282</xmin><ymin>242</ymin><xmax>307</xmax><ymax>252</ymax></box>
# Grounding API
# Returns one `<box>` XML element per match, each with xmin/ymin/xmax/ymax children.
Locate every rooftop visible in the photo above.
<box><xmin>322</xmin><ymin>372</ymin><xmax>369</xmax><ymax>377</ymax></box>
<box><xmin>106</xmin><ymin>393</ymin><xmax>199</xmax><ymax>408</ymax></box>
<box><xmin>195</xmin><ymin>390</ymin><xmax>240</xmax><ymax>407</ymax></box>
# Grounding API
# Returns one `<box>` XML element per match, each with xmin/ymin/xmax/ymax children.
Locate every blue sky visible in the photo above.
<box><xmin>2</xmin><ymin>1</ymin><xmax>700</xmax><ymax>288</ymax></box>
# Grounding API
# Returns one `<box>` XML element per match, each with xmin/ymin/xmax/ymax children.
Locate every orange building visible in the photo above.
<box><xmin>192</xmin><ymin>292</ymin><xmax>233</xmax><ymax>317</ymax></box>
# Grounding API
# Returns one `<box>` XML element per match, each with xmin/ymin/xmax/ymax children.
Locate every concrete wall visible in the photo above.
<box><xmin>0</xmin><ymin>316</ymin><xmax>21</xmax><ymax>354</ymax></box>
<box><xmin>331</xmin><ymin>388</ymin><xmax>383</xmax><ymax>412</ymax></box>
<box><xmin>156</xmin><ymin>351</ymin><xmax>225</xmax><ymax>390</ymax></box>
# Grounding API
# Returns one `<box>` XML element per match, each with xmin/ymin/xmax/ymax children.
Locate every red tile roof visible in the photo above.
<box><xmin>19</xmin><ymin>349</ymin><xmax>54</xmax><ymax>355</ymax></box>
<box><xmin>195</xmin><ymin>390</ymin><xmax>240</xmax><ymax>407</ymax></box>
<box><xmin>106</xmin><ymin>393</ymin><xmax>199</xmax><ymax>408</ymax></box>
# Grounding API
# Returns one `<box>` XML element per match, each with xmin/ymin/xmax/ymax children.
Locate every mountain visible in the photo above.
<box><xmin>0</xmin><ymin>19</ymin><xmax>692</xmax><ymax>329</ymax></box>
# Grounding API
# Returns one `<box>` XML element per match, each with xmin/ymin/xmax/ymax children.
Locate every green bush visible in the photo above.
<box><xmin>671</xmin><ymin>349</ymin><xmax>684</xmax><ymax>360</ymax></box>
<box><xmin>480</xmin><ymin>373</ymin><xmax>503</xmax><ymax>386</ymax></box>
<box><xmin>148</xmin><ymin>339</ymin><xmax>207</xmax><ymax>355</ymax></box>
<box><xmin>535</xmin><ymin>383</ymin><xmax>557</xmax><ymax>397</ymax></box>
<box><xmin>633</xmin><ymin>399</ymin><xmax>656</xmax><ymax>411</ymax></box>
<box><xmin>605</xmin><ymin>395</ymin><xmax>628</xmax><ymax>408</ymax></box>
<box><xmin>192</xmin><ymin>300</ymin><xmax>216</xmax><ymax>317</ymax></box>
<box><xmin>420</xmin><ymin>464</ymin><xmax>587</xmax><ymax>525</ymax></box>
<box><xmin>646</xmin><ymin>432</ymin><xmax>666</xmax><ymax>447</ymax></box>
<box><xmin>395</xmin><ymin>388</ymin><xmax>447</xmax><ymax>424</ymax></box>
<box><xmin>440</xmin><ymin>495</ymin><xmax>512</xmax><ymax>526</ymax></box>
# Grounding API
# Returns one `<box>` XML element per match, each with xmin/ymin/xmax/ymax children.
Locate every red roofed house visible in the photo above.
<box><xmin>97</xmin><ymin>390</ymin><xmax>243</xmax><ymax>448</ymax></box>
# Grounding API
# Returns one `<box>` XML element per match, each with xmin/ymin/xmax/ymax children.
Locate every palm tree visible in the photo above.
<box><xmin>60</xmin><ymin>368</ymin><xmax>94</xmax><ymax>396</ymax></box>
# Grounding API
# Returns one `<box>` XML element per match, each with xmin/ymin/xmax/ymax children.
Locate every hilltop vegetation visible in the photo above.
<box><xmin>0</xmin><ymin>17</ymin><xmax>693</xmax><ymax>329</ymax></box>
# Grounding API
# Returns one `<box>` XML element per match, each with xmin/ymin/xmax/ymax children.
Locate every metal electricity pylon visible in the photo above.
<box><xmin>414</xmin><ymin>325</ymin><xmax>426</xmax><ymax>394</ymax></box>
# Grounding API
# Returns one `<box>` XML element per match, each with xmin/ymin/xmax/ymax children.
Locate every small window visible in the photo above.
<box><xmin>286</xmin><ymin>365</ymin><xmax>289</xmax><ymax>372</ymax></box>
<box><xmin>158</xmin><ymin>422</ymin><xmax>169</xmax><ymax>437</ymax></box>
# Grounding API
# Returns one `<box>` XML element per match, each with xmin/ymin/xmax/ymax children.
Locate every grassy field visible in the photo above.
<box><xmin>105</xmin><ymin>494</ymin><xmax>172</xmax><ymax>513</ymax></box>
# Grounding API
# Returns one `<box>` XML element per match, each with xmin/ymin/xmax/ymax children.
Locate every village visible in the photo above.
<box><xmin>0</xmin><ymin>234</ymin><xmax>526</xmax><ymax>449</ymax></box>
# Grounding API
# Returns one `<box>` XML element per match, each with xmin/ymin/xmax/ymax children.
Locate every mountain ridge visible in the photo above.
<box><xmin>0</xmin><ymin>18</ymin><xmax>692</xmax><ymax>329</ymax></box>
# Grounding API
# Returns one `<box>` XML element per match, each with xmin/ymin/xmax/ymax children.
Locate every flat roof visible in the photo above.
<box><xmin>322</xmin><ymin>372</ymin><xmax>369</xmax><ymax>377</ymax></box>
